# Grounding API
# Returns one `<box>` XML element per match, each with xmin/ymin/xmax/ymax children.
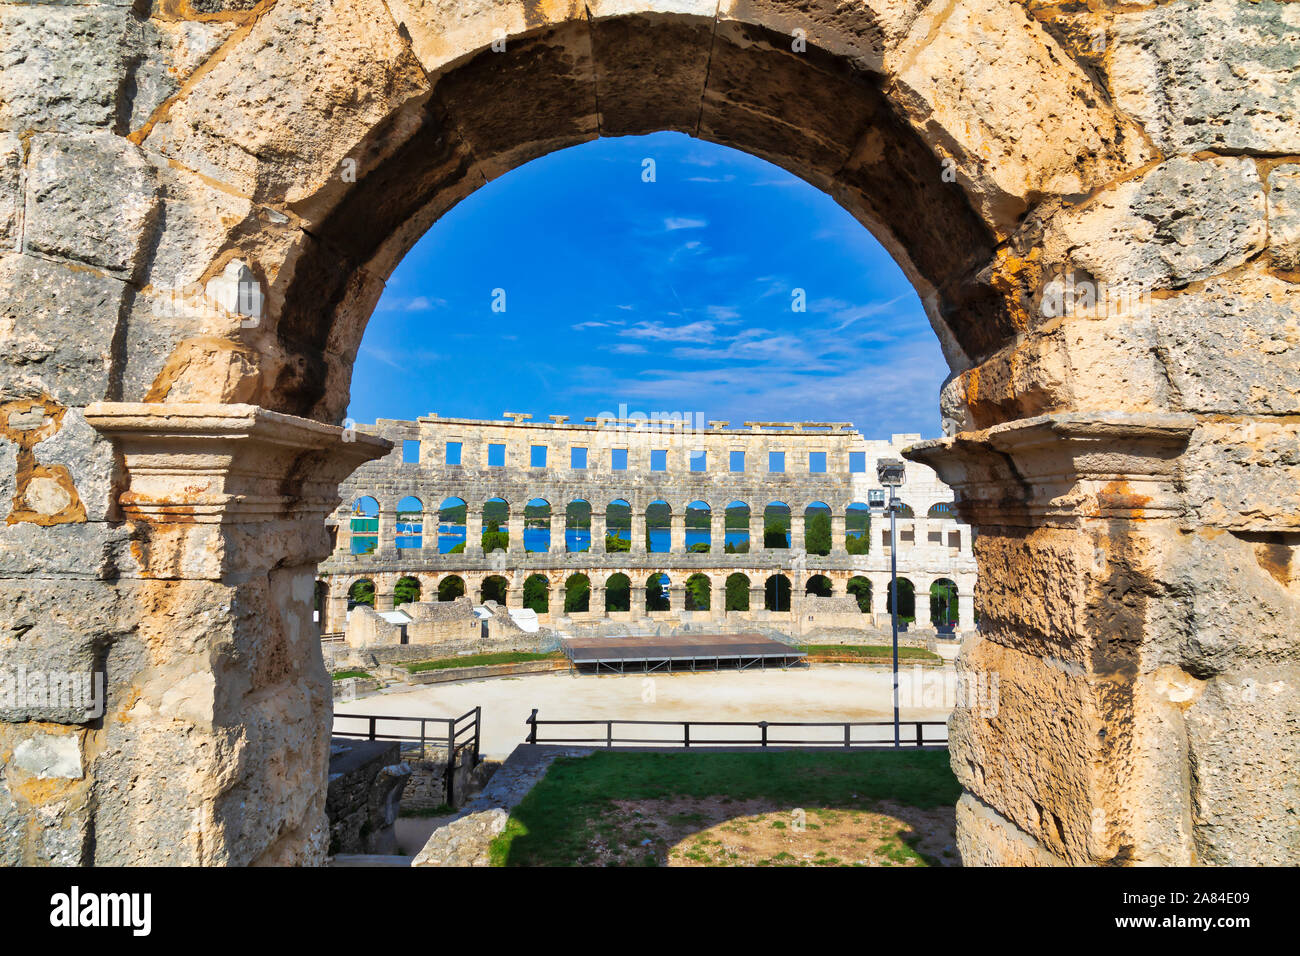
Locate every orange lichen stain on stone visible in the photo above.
<box><xmin>0</xmin><ymin>397</ymin><xmax>87</xmax><ymax>527</ymax></box>
<box><xmin>1253</xmin><ymin>541</ymin><xmax>1294</xmax><ymax>589</ymax></box>
<box><xmin>1097</xmin><ymin>480</ymin><xmax>1151</xmax><ymax>518</ymax></box>
<box><xmin>988</xmin><ymin>248</ymin><xmax>1040</xmax><ymax>334</ymax></box>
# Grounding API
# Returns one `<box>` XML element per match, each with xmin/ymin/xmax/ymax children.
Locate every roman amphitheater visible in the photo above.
<box><xmin>318</xmin><ymin>414</ymin><xmax>975</xmax><ymax>637</ymax></box>
<box><xmin>0</xmin><ymin>0</ymin><xmax>1296</xmax><ymax>868</ymax></box>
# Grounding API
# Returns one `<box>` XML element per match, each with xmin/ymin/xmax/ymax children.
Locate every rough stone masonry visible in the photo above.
<box><xmin>0</xmin><ymin>0</ymin><xmax>1296</xmax><ymax>865</ymax></box>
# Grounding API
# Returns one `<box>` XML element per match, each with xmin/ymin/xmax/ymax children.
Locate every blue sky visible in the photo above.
<box><xmin>349</xmin><ymin>132</ymin><xmax>947</xmax><ymax>437</ymax></box>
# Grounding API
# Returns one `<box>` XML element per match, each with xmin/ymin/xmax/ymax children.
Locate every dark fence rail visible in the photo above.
<box><xmin>524</xmin><ymin>709</ymin><xmax>947</xmax><ymax>749</ymax></box>
<box><xmin>332</xmin><ymin>708</ymin><xmax>481</xmax><ymax>804</ymax></box>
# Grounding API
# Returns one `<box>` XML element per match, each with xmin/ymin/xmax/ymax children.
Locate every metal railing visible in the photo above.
<box><xmin>332</xmin><ymin>708</ymin><xmax>481</xmax><ymax>804</ymax></box>
<box><xmin>524</xmin><ymin>709</ymin><xmax>947</xmax><ymax>749</ymax></box>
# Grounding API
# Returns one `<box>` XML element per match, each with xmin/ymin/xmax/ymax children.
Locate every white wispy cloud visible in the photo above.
<box><xmin>663</xmin><ymin>216</ymin><xmax>708</xmax><ymax>231</ymax></box>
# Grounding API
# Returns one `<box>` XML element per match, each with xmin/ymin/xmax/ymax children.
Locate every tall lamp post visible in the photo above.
<box><xmin>873</xmin><ymin>458</ymin><xmax>906</xmax><ymax>748</ymax></box>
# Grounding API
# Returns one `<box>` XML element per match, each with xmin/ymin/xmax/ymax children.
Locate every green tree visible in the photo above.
<box><xmin>805</xmin><ymin>512</ymin><xmax>831</xmax><ymax>555</ymax></box>
<box><xmin>688</xmin><ymin>542</ymin><xmax>709</xmax><ymax>553</ymax></box>
<box><xmin>564</xmin><ymin>576</ymin><xmax>590</xmax><ymax>613</ymax></box>
<box><xmin>764</xmin><ymin>523</ymin><xmax>788</xmax><ymax>549</ymax></box>
<box><xmin>685</xmin><ymin>574</ymin><xmax>710</xmax><ymax>611</ymax></box>
<box><xmin>482</xmin><ymin>529</ymin><xmax>510</xmax><ymax>552</ymax></box>
<box><xmin>522</xmin><ymin>575</ymin><xmax>548</xmax><ymax>614</ymax></box>
<box><xmin>847</xmin><ymin>577</ymin><xmax>871</xmax><ymax>612</ymax></box>
<box><xmin>725</xmin><ymin>574</ymin><xmax>750</xmax><ymax>611</ymax></box>
<box><xmin>605</xmin><ymin>533</ymin><xmax>630</xmax><ymax>552</ymax></box>
<box><xmin>393</xmin><ymin>576</ymin><xmax>420</xmax><ymax>606</ymax></box>
<box><xmin>348</xmin><ymin>580</ymin><xmax>374</xmax><ymax>608</ymax></box>
<box><xmin>645</xmin><ymin>575</ymin><xmax>670</xmax><ymax>612</ymax></box>
<box><xmin>606</xmin><ymin>575</ymin><xmax>630</xmax><ymax>612</ymax></box>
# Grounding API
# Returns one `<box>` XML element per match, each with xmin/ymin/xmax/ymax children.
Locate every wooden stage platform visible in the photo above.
<box><xmin>560</xmin><ymin>633</ymin><xmax>805</xmax><ymax>674</ymax></box>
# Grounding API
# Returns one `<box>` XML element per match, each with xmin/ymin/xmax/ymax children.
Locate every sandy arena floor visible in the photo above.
<box><xmin>335</xmin><ymin>664</ymin><xmax>955</xmax><ymax>758</ymax></box>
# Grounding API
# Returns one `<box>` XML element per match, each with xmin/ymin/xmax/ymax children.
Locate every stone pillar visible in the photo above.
<box><xmin>915</xmin><ymin>583</ymin><xmax>932</xmax><ymax>629</ymax></box>
<box><xmin>420</xmin><ymin>506</ymin><xmax>431</xmax><ymax>550</ymax></box>
<box><xmin>374</xmin><ymin>577</ymin><xmax>394</xmax><ymax>612</ymax></box>
<box><xmin>906</xmin><ymin>413</ymin><xmax>1231</xmax><ymax>867</ymax></box>
<box><xmin>710</xmin><ymin>509</ymin><xmax>725</xmax><ymax>553</ymax></box>
<box><xmin>711</xmin><ymin>581</ymin><xmax>727</xmax><ymax>619</ymax></box>
<box><xmin>791</xmin><ymin>513</ymin><xmax>805</xmax><ymax>552</ymax></box>
<box><xmin>590</xmin><ymin>585</ymin><xmax>605</xmax><ymax>615</ymax></box>
<box><xmin>630</xmin><ymin>509</ymin><xmax>647</xmax><ymax>554</ymax></box>
<box><xmin>958</xmin><ymin>589</ymin><xmax>975</xmax><ymax>633</ymax></box>
<box><xmin>748</xmin><ymin>512</ymin><xmax>761</xmax><ymax>551</ymax></box>
<box><xmin>670</xmin><ymin>512</ymin><xmax>685</xmax><ymax>553</ymax></box>
<box><xmin>465</xmin><ymin>507</ymin><xmax>483</xmax><ymax>556</ymax></box>
<box><xmin>590</xmin><ymin>511</ymin><xmax>606</xmax><ymax>553</ymax></box>
<box><xmin>749</xmin><ymin>584</ymin><xmax>765</xmax><ymax>612</ymax></box>
<box><xmin>507</xmin><ymin>508</ymin><xmax>524</xmax><ymax>553</ymax></box>
<box><xmin>548</xmin><ymin>583</ymin><xmax>565</xmax><ymax>616</ymax></box>
<box><xmin>82</xmin><ymin>402</ymin><xmax>388</xmax><ymax>865</ymax></box>
<box><xmin>546</xmin><ymin>512</ymin><xmax>558</xmax><ymax>553</ymax></box>
<box><xmin>332</xmin><ymin>515</ymin><xmax>352</xmax><ymax>556</ymax></box>
<box><xmin>325</xmin><ymin>592</ymin><xmax>348</xmax><ymax>634</ymax></box>
<box><xmin>669</xmin><ymin>584</ymin><xmax>685</xmax><ymax>612</ymax></box>
<box><xmin>830</xmin><ymin>513</ymin><xmax>846</xmax><ymax>555</ymax></box>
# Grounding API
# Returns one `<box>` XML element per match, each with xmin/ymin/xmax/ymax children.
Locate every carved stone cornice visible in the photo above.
<box><xmin>903</xmin><ymin>413</ymin><xmax>1196</xmax><ymax>527</ymax></box>
<box><xmin>85</xmin><ymin>403</ymin><xmax>391</xmax><ymax>578</ymax></box>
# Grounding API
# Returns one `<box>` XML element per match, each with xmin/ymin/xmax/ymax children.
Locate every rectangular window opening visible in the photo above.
<box><xmin>445</xmin><ymin>441</ymin><xmax>462</xmax><ymax>466</ymax></box>
<box><xmin>488</xmin><ymin>443</ymin><xmax>506</xmax><ymax>467</ymax></box>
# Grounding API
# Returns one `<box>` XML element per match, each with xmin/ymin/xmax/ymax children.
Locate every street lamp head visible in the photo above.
<box><xmin>876</xmin><ymin>458</ymin><xmax>905</xmax><ymax>487</ymax></box>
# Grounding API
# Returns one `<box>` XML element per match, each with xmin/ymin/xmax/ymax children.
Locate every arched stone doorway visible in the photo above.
<box><xmin>12</xmin><ymin>0</ymin><xmax>1293</xmax><ymax>867</ymax></box>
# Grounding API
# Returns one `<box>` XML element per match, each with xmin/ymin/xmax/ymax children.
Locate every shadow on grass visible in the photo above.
<box><xmin>489</xmin><ymin>750</ymin><xmax>960</xmax><ymax>867</ymax></box>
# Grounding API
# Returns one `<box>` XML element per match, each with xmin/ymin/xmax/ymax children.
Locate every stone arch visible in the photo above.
<box><xmin>38</xmin><ymin>0</ymin><xmax>1295</xmax><ymax>868</ymax></box>
<box><xmin>847</xmin><ymin>575</ymin><xmax>872</xmax><ymax>613</ymax></box>
<box><xmin>763</xmin><ymin>501</ymin><xmax>791</xmax><ymax>550</ymax></box>
<box><xmin>349</xmin><ymin>495</ymin><xmax>380</xmax><ymax>555</ymax></box>
<box><xmin>930</xmin><ymin>577</ymin><xmax>959</xmax><ymax>629</ymax></box>
<box><xmin>393</xmin><ymin>574</ymin><xmax>421</xmax><ymax>605</ymax></box>
<box><xmin>725</xmin><ymin>572</ymin><xmax>751</xmax><ymax>613</ymax></box>
<box><xmin>482</xmin><ymin>497</ymin><xmax>510</xmax><ymax>552</ymax></box>
<box><xmin>764</xmin><ymin>573</ymin><xmax>792</xmax><ymax>612</ymax></box>
<box><xmin>605</xmin><ymin>498</ymin><xmax>631</xmax><ymax>553</ymax></box>
<box><xmin>564</xmin><ymin>572</ymin><xmax>591</xmax><ymax>613</ymax></box>
<box><xmin>646</xmin><ymin>498</ymin><xmax>671</xmax><ymax>554</ymax></box>
<box><xmin>524</xmin><ymin>497</ymin><xmax>551</xmax><ymax>553</ymax></box>
<box><xmin>437</xmin><ymin>574</ymin><xmax>466</xmax><ymax>602</ymax></box>
<box><xmin>804</xmin><ymin>500</ymin><xmax>832</xmax><ymax>556</ymax></box>
<box><xmin>605</xmin><ymin>572</ymin><xmax>631</xmax><ymax>613</ymax></box>
<box><xmin>805</xmin><ymin>574</ymin><xmax>833</xmax><ymax>598</ymax></box>
<box><xmin>685</xmin><ymin>499</ymin><xmax>711</xmax><ymax>553</ymax></box>
<box><xmin>645</xmin><ymin>572</ymin><xmax>670</xmax><ymax>612</ymax></box>
<box><xmin>565</xmin><ymin>498</ymin><xmax>592</xmax><ymax>553</ymax></box>
<box><xmin>522</xmin><ymin>572</ymin><xmax>549</xmax><ymax>614</ymax></box>
<box><xmin>480</xmin><ymin>574</ymin><xmax>509</xmax><ymax>605</ymax></box>
<box><xmin>845</xmin><ymin>501</ymin><xmax>871</xmax><ymax>555</ymax></box>
<box><xmin>395</xmin><ymin>495</ymin><xmax>423</xmax><ymax>550</ymax></box>
<box><xmin>724</xmin><ymin>500</ymin><xmax>751</xmax><ymax>554</ymax></box>
<box><xmin>684</xmin><ymin>572</ymin><xmax>711</xmax><ymax>611</ymax></box>
<box><xmin>927</xmin><ymin>501</ymin><xmax>956</xmax><ymax>520</ymax></box>
<box><xmin>885</xmin><ymin>577</ymin><xmax>916</xmax><ymax>622</ymax></box>
<box><xmin>347</xmin><ymin>578</ymin><xmax>375</xmax><ymax>609</ymax></box>
<box><xmin>437</xmin><ymin>496</ymin><xmax>467</xmax><ymax>553</ymax></box>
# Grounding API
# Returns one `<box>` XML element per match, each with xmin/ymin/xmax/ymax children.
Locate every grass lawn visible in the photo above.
<box><xmin>331</xmin><ymin>669</ymin><xmax>372</xmax><ymax>681</ymax></box>
<box><xmin>404</xmin><ymin>651</ymin><xmax>565</xmax><ymax>674</ymax></box>
<box><xmin>490</xmin><ymin>750</ymin><xmax>960</xmax><ymax>867</ymax></box>
<box><xmin>800</xmin><ymin>644</ymin><xmax>941</xmax><ymax>662</ymax></box>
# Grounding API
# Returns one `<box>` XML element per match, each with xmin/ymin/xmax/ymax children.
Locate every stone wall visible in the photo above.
<box><xmin>1</xmin><ymin>0</ymin><xmax>1294</xmax><ymax>866</ymax></box>
<box><xmin>325</xmin><ymin>738</ymin><xmax>411</xmax><ymax>856</ymax></box>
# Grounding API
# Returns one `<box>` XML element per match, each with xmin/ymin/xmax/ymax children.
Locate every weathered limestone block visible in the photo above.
<box><xmin>126</xmin><ymin>17</ymin><xmax>238</xmax><ymax>134</ymax></box>
<box><xmin>345</xmin><ymin>604</ymin><xmax>403</xmax><ymax>647</ymax></box>
<box><xmin>1151</xmin><ymin>530</ymin><xmax>1300</xmax><ymax>678</ymax></box>
<box><xmin>1267</xmin><ymin>164</ymin><xmax>1300</xmax><ymax>273</ymax></box>
<box><xmin>1110</xmin><ymin>0</ymin><xmax>1300</xmax><ymax>155</ymax></box>
<box><xmin>0</xmin><ymin>5</ymin><xmax>135</xmax><ymax>132</ymax></box>
<box><xmin>1035</xmin><ymin>156</ymin><xmax>1267</xmax><ymax>298</ymax></box>
<box><xmin>1186</xmin><ymin>667</ymin><xmax>1300</xmax><ymax>866</ymax></box>
<box><xmin>1148</xmin><ymin>272</ymin><xmax>1300</xmax><ymax>417</ymax></box>
<box><xmin>24</xmin><ymin>134</ymin><xmax>160</xmax><ymax>281</ymax></box>
<box><xmin>0</xmin><ymin>723</ymin><xmax>94</xmax><ymax>865</ymax></box>
<box><xmin>0</xmin><ymin>254</ymin><xmax>128</xmax><ymax>407</ymax></box>
<box><xmin>886</xmin><ymin>0</ymin><xmax>1153</xmax><ymax>235</ymax></box>
<box><xmin>144</xmin><ymin>0</ymin><xmax>429</xmax><ymax>205</ymax></box>
<box><xmin>429</xmin><ymin>23</ymin><xmax>598</xmax><ymax>181</ymax></box>
<box><xmin>388</xmin><ymin>0</ymin><xmax>587</xmax><ymax>76</ymax></box>
<box><xmin>0</xmin><ymin>133</ymin><xmax>19</xmax><ymax>248</ymax></box>
<box><xmin>1181</xmin><ymin>420</ymin><xmax>1300</xmax><ymax>532</ymax></box>
<box><xmin>954</xmin><ymin>792</ymin><xmax>1068</xmax><ymax>867</ymax></box>
<box><xmin>588</xmin><ymin>5</ymin><xmax>713</xmax><ymax>136</ymax></box>
<box><xmin>719</xmin><ymin>0</ymin><xmax>929</xmax><ymax>73</ymax></box>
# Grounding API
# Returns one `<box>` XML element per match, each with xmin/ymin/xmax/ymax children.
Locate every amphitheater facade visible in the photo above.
<box><xmin>318</xmin><ymin>414</ymin><xmax>977</xmax><ymax>634</ymax></box>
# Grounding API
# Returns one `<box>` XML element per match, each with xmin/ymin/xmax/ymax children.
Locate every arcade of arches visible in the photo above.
<box><xmin>316</xmin><ymin>417</ymin><xmax>976</xmax><ymax>633</ymax></box>
<box><xmin>1</xmin><ymin>0</ymin><xmax>1296</xmax><ymax>868</ymax></box>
